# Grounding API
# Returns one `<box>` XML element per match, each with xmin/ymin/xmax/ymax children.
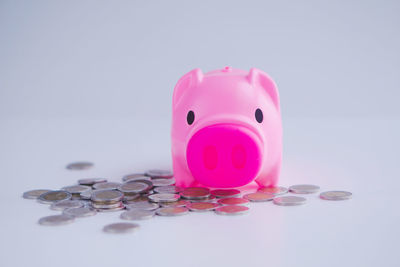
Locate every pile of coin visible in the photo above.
<box><xmin>22</xmin><ymin>162</ymin><xmax>353</xmax><ymax>233</ymax></box>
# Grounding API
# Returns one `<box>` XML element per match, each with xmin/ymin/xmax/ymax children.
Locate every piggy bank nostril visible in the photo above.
<box><xmin>231</xmin><ymin>144</ymin><xmax>247</xmax><ymax>169</ymax></box>
<box><xmin>203</xmin><ymin>145</ymin><xmax>218</xmax><ymax>170</ymax></box>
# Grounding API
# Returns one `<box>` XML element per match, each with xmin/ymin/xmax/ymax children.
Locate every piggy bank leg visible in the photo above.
<box><xmin>255</xmin><ymin>162</ymin><xmax>281</xmax><ymax>188</ymax></box>
<box><xmin>173</xmin><ymin>161</ymin><xmax>197</xmax><ymax>188</ymax></box>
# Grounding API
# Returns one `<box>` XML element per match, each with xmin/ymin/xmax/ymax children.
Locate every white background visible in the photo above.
<box><xmin>0</xmin><ymin>1</ymin><xmax>399</xmax><ymax>267</ymax></box>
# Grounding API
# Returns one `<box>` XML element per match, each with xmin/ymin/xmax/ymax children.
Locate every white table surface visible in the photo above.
<box><xmin>0</xmin><ymin>117</ymin><xmax>398</xmax><ymax>267</ymax></box>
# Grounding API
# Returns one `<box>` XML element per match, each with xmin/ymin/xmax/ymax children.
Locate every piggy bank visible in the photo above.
<box><xmin>171</xmin><ymin>67</ymin><xmax>282</xmax><ymax>188</ymax></box>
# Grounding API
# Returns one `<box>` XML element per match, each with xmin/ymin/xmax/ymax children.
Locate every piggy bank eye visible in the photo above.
<box><xmin>187</xmin><ymin>110</ymin><xmax>195</xmax><ymax>125</ymax></box>
<box><xmin>255</xmin><ymin>108</ymin><xmax>263</xmax><ymax>123</ymax></box>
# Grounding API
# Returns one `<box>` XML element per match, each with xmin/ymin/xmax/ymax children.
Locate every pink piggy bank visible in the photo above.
<box><xmin>171</xmin><ymin>67</ymin><xmax>282</xmax><ymax>188</ymax></box>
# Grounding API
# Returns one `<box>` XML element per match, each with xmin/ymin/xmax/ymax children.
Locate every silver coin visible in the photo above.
<box><xmin>50</xmin><ymin>200</ymin><xmax>84</xmax><ymax>211</ymax></box>
<box><xmin>154</xmin><ymin>186</ymin><xmax>182</xmax><ymax>194</ymax></box>
<box><xmin>320</xmin><ymin>191</ymin><xmax>352</xmax><ymax>201</ymax></box>
<box><xmin>103</xmin><ymin>222</ymin><xmax>140</xmax><ymax>234</ymax></box>
<box><xmin>156</xmin><ymin>207</ymin><xmax>189</xmax><ymax>216</ymax></box>
<box><xmin>78</xmin><ymin>178</ymin><xmax>107</xmax><ymax>185</ymax></box>
<box><xmin>244</xmin><ymin>192</ymin><xmax>275</xmax><ymax>202</ymax></box>
<box><xmin>145</xmin><ymin>169</ymin><xmax>173</xmax><ymax>178</ymax></box>
<box><xmin>62</xmin><ymin>185</ymin><xmax>91</xmax><ymax>195</ymax></box>
<box><xmin>189</xmin><ymin>195</ymin><xmax>217</xmax><ymax>203</ymax></box>
<box><xmin>118</xmin><ymin>182</ymin><xmax>149</xmax><ymax>194</ymax></box>
<box><xmin>91</xmin><ymin>202</ymin><xmax>123</xmax><ymax>209</ymax></box>
<box><xmin>38</xmin><ymin>190</ymin><xmax>72</xmax><ymax>204</ymax></box>
<box><xmin>181</xmin><ymin>187</ymin><xmax>210</xmax><ymax>200</ymax></box>
<box><xmin>289</xmin><ymin>184</ymin><xmax>320</xmax><ymax>194</ymax></box>
<box><xmin>66</xmin><ymin>161</ymin><xmax>93</xmax><ymax>170</ymax></box>
<box><xmin>258</xmin><ymin>186</ymin><xmax>288</xmax><ymax>195</ymax></box>
<box><xmin>95</xmin><ymin>203</ymin><xmax>125</xmax><ymax>212</ymax></box>
<box><xmin>125</xmin><ymin>202</ymin><xmax>159</xmax><ymax>211</ymax></box>
<box><xmin>91</xmin><ymin>190</ymin><xmax>123</xmax><ymax>203</ymax></box>
<box><xmin>187</xmin><ymin>202</ymin><xmax>219</xmax><ymax>212</ymax></box>
<box><xmin>149</xmin><ymin>193</ymin><xmax>180</xmax><ymax>203</ymax></box>
<box><xmin>122</xmin><ymin>174</ymin><xmax>149</xmax><ymax>182</ymax></box>
<box><xmin>80</xmin><ymin>190</ymin><xmax>92</xmax><ymax>200</ymax></box>
<box><xmin>211</xmin><ymin>189</ymin><xmax>241</xmax><ymax>198</ymax></box>
<box><xmin>160</xmin><ymin>199</ymin><xmax>189</xmax><ymax>207</ymax></box>
<box><xmin>38</xmin><ymin>215</ymin><xmax>75</xmax><ymax>226</ymax></box>
<box><xmin>122</xmin><ymin>194</ymin><xmax>140</xmax><ymax>203</ymax></box>
<box><xmin>23</xmin><ymin>189</ymin><xmax>51</xmax><ymax>199</ymax></box>
<box><xmin>217</xmin><ymin>197</ymin><xmax>250</xmax><ymax>206</ymax></box>
<box><xmin>215</xmin><ymin>205</ymin><xmax>249</xmax><ymax>215</ymax></box>
<box><xmin>273</xmin><ymin>196</ymin><xmax>307</xmax><ymax>206</ymax></box>
<box><xmin>120</xmin><ymin>209</ymin><xmax>155</xmax><ymax>220</ymax></box>
<box><xmin>64</xmin><ymin>207</ymin><xmax>97</xmax><ymax>217</ymax></box>
<box><xmin>152</xmin><ymin>178</ymin><xmax>176</xmax><ymax>187</ymax></box>
<box><xmin>93</xmin><ymin>182</ymin><xmax>121</xmax><ymax>190</ymax></box>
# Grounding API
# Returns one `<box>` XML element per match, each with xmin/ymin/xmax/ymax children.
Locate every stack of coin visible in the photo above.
<box><xmin>90</xmin><ymin>190</ymin><xmax>124</xmax><ymax>212</ymax></box>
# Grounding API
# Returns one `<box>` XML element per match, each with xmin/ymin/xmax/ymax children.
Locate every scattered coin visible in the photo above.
<box><xmin>122</xmin><ymin>174</ymin><xmax>151</xmax><ymax>182</ymax></box>
<box><xmin>320</xmin><ymin>191</ymin><xmax>352</xmax><ymax>201</ymax></box>
<box><xmin>215</xmin><ymin>205</ymin><xmax>249</xmax><ymax>215</ymax></box>
<box><xmin>187</xmin><ymin>202</ymin><xmax>219</xmax><ymax>212</ymax></box>
<box><xmin>92</xmin><ymin>202</ymin><xmax>123</xmax><ymax>209</ymax></box>
<box><xmin>95</xmin><ymin>203</ymin><xmax>125</xmax><ymax>212</ymax></box>
<box><xmin>62</xmin><ymin>185</ymin><xmax>91</xmax><ymax>195</ymax></box>
<box><xmin>120</xmin><ymin>210</ymin><xmax>155</xmax><ymax>220</ymax></box>
<box><xmin>156</xmin><ymin>207</ymin><xmax>189</xmax><ymax>216</ymax></box>
<box><xmin>118</xmin><ymin>182</ymin><xmax>149</xmax><ymax>194</ymax></box>
<box><xmin>160</xmin><ymin>199</ymin><xmax>189</xmax><ymax>207</ymax></box>
<box><xmin>154</xmin><ymin>186</ymin><xmax>182</xmax><ymax>194</ymax></box>
<box><xmin>152</xmin><ymin>178</ymin><xmax>176</xmax><ymax>187</ymax></box>
<box><xmin>66</xmin><ymin>162</ymin><xmax>93</xmax><ymax>170</ymax></box>
<box><xmin>122</xmin><ymin>194</ymin><xmax>140</xmax><ymax>203</ymax></box>
<box><xmin>189</xmin><ymin>195</ymin><xmax>216</xmax><ymax>203</ymax></box>
<box><xmin>145</xmin><ymin>169</ymin><xmax>173</xmax><ymax>178</ymax></box>
<box><xmin>80</xmin><ymin>190</ymin><xmax>92</xmax><ymax>200</ymax></box>
<box><xmin>38</xmin><ymin>215</ymin><xmax>75</xmax><ymax>226</ymax></box>
<box><xmin>125</xmin><ymin>202</ymin><xmax>159</xmax><ymax>211</ymax></box>
<box><xmin>50</xmin><ymin>200</ymin><xmax>85</xmax><ymax>211</ymax></box>
<box><xmin>273</xmin><ymin>196</ymin><xmax>306</xmax><ymax>206</ymax></box>
<box><xmin>244</xmin><ymin>192</ymin><xmax>275</xmax><ymax>202</ymax></box>
<box><xmin>211</xmin><ymin>189</ymin><xmax>241</xmax><ymax>198</ymax></box>
<box><xmin>217</xmin><ymin>197</ymin><xmax>249</xmax><ymax>206</ymax></box>
<box><xmin>180</xmin><ymin>187</ymin><xmax>210</xmax><ymax>200</ymax></box>
<box><xmin>258</xmin><ymin>186</ymin><xmax>288</xmax><ymax>195</ymax></box>
<box><xmin>91</xmin><ymin>190</ymin><xmax>123</xmax><ymax>203</ymax></box>
<box><xmin>149</xmin><ymin>193</ymin><xmax>180</xmax><ymax>203</ymax></box>
<box><xmin>93</xmin><ymin>182</ymin><xmax>121</xmax><ymax>190</ymax></box>
<box><xmin>103</xmin><ymin>223</ymin><xmax>140</xmax><ymax>234</ymax></box>
<box><xmin>23</xmin><ymin>189</ymin><xmax>51</xmax><ymax>199</ymax></box>
<box><xmin>78</xmin><ymin>178</ymin><xmax>107</xmax><ymax>186</ymax></box>
<box><xmin>38</xmin><ymin>190</ymin><xmax>72</xmax><ymax>204</ymax></box>
<box><xmin>64</xmin><ymin>207</ymin><xmax>97</xmax><ymax>217</ymax></box>
<box><xmin>289</xmin><ymin>184</ymin><xmax>320</xmax><ymax>194</ymax></box>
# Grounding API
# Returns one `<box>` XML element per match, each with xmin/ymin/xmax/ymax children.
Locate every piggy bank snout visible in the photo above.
<box><xmin>186</xmin><ymin>124</ymin><xmax>263</xmax><ymax>188</ymax></box>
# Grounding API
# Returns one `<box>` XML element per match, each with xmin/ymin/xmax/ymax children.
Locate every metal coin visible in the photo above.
<box><xmin>91</xmin><ymin>190</ymin><xmax>123</xmax><ymax>203</ymax></box>
<box><xmin>273</xmin><ymin>196</ymin><xmax>307</xmax><ymax>206</ymax></box>
<box><xmin>149</xmin><ymin>193</ymin><xmax>180</xmax><ymax>203</ymax></box>
<box><xmin>217</xmin><ymin>197</ymin><xmax>249</xmax><ymax>206</ymax></box>
<box><xmin>80</xmin><ymin>190</ymin><xmax>92</xmax><ymax>200</ymax></box>
<box><xmin>160</xmin><ymin>199</ymin><xmax>189</xmax><ymax>207</ymax></box>
<box><xmin>189</xmin><ymin>195</ymin><xmax>216</xmax><ymax>202</ymax></box>
<box><xmin>91</xmin><ymin>202</ymin><xmax>123</xmax><ymax>209</ymax></box>
<box><xmin>156</xmin><ymin>207</ymin><xmax>189</xmax><ymax>216</ymax></box>
<box><xmin>118</xmin><ymin>182</ymin><xmax>149</xmax><ymax>194</ymax></box>
<box><xmin>154</xmin><ymin>186</ymin><xmax>182</xmax><ymax>194</ymax></box>
<box><xmin>96</xmin><ymin>204</ymin><xmax>125</xmax><ymax>212</ymax></box>
<box><xmin>122</xmin><ymin>194</ymin><xmax>140</xmax><ymax>203</ymax></box>
<box><xmin>78</xmin><ymin>178</ymin><xmax>107</xmax><ymax>185</ymax></box>
<box><xmin>125</xmin><ymin>195</ymin><xmax>150</xmax><ymax>203</ymax></box>
<box><xmin>38</xmin><ymin>190</ymin><xmax>72</xmax><ymax>204</ymax></box>
<box><xmin>289</xmin><ymin>184</ymin><xmax>320</xmax><ymax>194</ymax></box>
<box><xmin>62</xmin><ymin>185</ymin><xmax>91</xmax><ymax>195</ymax></box>
<box><xmin>187</xmin><ymin>202</ymin><xmax>219</xmax><ymax>212</ymax></box>
<box><xmin>244</xmin><ymin>192</ymin><xmax>275</xmax><ymax>202</ymax></box>
<box><xmin>103</xmin><ymin>222</ymin><xmax>140</xmax><ymax>234</ymax></box>
<box><xmin>258</xmin><ymin>186</ymin><xmax>288</xmax><ymax>195</ymax></box>
<box><xmin>215</xmin><ymin>205</ymin><xmax>249</xmax><ymax>215</ymax></box>
<box><xmin>125</xmin><ymin>202</ymin><xmax>159</xmax><ymax>211</ymax></box>
<box><xmin>180</xmin><ymin>187</ymin><xmax>210</xmax><ymax>200</ymax></box>
<box><xmin>152</xmin><ymin>178</ymin><xmax>175</xmax><ymax>187</ymax></box>
<box><xmin>122</xmin><ymin>174</ymin><xmax>150</xmax><ymax>182</ymax></box>
<box><xmin>23</xmin><ymin>189</ymin><xmax>51</xmax><ymax>199</ymax></box>
<box><xmin>50</xmin><ymin>200</ymin><xmax>84</xmax><ymax>211</ymax></box>
<box><xmin>93</xmin><ymin>182</ymin><xmax>121</xmax><ymax>190</ymax></box>
<box><xmin>66</xmin><ymin>161</ymin><xmax>93</xmax><ymax>170</ymax></box>
<box><xmin>64</xmin><ymin>207</ymin><xmax>97</xmax><ymax>217</ymax></box>
<box><xmin>320</xmin><ymin>191</ymin><xmax>352</xmax><ymax>201</ymax></box>
<box><xmin>145</xmin><ymin>169</ymin><xmax>173</xmax><ymax>178</ymax></box>
<box><xmin>211</xmin><ymin>189</ymin><xmax>241</xmax><ymax>198</ymax></box>
<box><xmin>38</xmin><ymin>215</ymin><xmax>75</xmax><ymax>226</ymax></box>
<box><xmin>120</xmin><ymin>209</ymin><xmax>155</xmax><ymax>220</ymax></box>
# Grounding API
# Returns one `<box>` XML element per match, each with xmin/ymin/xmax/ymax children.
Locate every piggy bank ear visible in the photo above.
<box><xmin>173</xmin><ymin>68</ymin><xmax>203</xmax><ymax>106</ymax></box>
<box><xmin>247</xmin><ymin>68</ymin><xmax>280</xmax><ymax>111</ymax></box>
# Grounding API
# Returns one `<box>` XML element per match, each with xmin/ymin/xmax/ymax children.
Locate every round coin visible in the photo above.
<box><xmin>38</xmin><ymin>190</ymin><xmax>72</xmax><ymax>204</ymax></box>
<box><xmin>160</xmin><ymin>199</ymin><xmax>189</xmax><ymax>207</ymax></box>
<box><xmin>152</xmin><ymin>178</ymin><xmax>176</xmax><ymax>187</ymax></box>
<box><xmin>78</xmin><ymin>178</ymin><xmax>107</xmax><ymax>185</ymax></box>
<box><xmin>244</xmin><ymin>192</ymin><xmax>275</xmax><ymax>202</ymax></box>
<box><xmin>96</xmin><ymin>204</ymin><xmax>125</xmax><ymax>212</ymax></box>
<box><xmin>156</xmin><ymin>207</ymin><xmax>189</xmax><ymax>216</ymax></box>
<box><xmin>23</xmin><ymin>189</ymin><xmax>51</xmax><ymax>199</ymax></box>
<box><xmin>93</xmin><ymin>182</ymin><xmax>121</xmax><ymax>190</ymax></box>
<box><xmin>211</xmin><ymin>189</ymin><xmax>241</xmax><ymax>198</ymax></box>
<box><xmin>120</xmin><ymin>209</ymin><xmax>155</xmax><ymax>220</ymax></box>
<box><xmin>154</xmin><ymin>186</ymin><xmax>182</xmax><ymax>194</ymax></box>
<box><xmin>181</xmin><ymin>187</ymin><xmax>210</xmax><ymax>200</ymax></box>
<box><xmin>289</xmin><ymin>184</ymin><xmax>320</xmax><ymax>194</ymax></box>
<box><xmin>215</xmin><ymin>205</ymin><xmax>249</xmax><ymax>215</ymax></box>
<box><xmin>80</xmin><ymin>190</ymin><xmax>92</xmax><ymax>200</ymax></box>
<box><xmin>62</xmin><ymin>185</ymin><xmax>91</xmax><ymax>195</ymax></box>
<box><xmin>145</xmin><ymin>169</ymin><xmax>173</xmax><ymax>178</ymax></box>
<box><xmin>258</xmin><ymin>186</ymin><xmax>288</xmax><ymax>195</ymax></box>
<box><xmin>187</xmin><ymin>202</ymin><xmax>219</xmax><ymax>212</ymax></box>
<box><xmin>118</xmin><ymin>182</ymin><xmax>149</xmax><ymax>194</ymax></box>
<box><xmin>91</xmin><ymin>202</ymin><xmax>123</xmax><ymax>209</ymax></box>
<box><xmin>273</xmin><ymin>196</ymin><xmax>307</xmax><ymax>206</ymax></box>
<box><xmin>217</xmin><ymin>197</ymin><xmax>249</xmax><ymax>206</ymax></box>
<box><xmin>125</xmin><ymin>202</ymin><xmax>159</xmax><ymax>211</ymax></box>
<box><xmin>38</xmin><ymin>215</ymin><xmax>75</xmax><ymax>226</ymax></box>
<box><xmin>50</xmin><ymin>200</ymin><xmax>84</xmax><ymax>211</ymax></box>
<box><xmin>66</xmin><ymin>161</ymin><xmax>93</xmax><ymax>170</ymax></box>
<box><xmin>319</xmin><ymin>191</ymin><xmax>352</xmax><ymax>201</ymax></box>
<box><xmin>63</xmin><ymin>207</ymin><xmax>97</xmax><ymax>217</ymax></box>
<box><xmin>91</xmin><ymin>190</ymin><xmax>124</xmax><ymax>203</ymax></box>
<box><xmin>103</xmin><ymin>223</ymin><xmax>140</xmax><ymax>234</ymax></box>
<box><xmin>149</xmin><ymin>193</ymin><xmax>180</xmax><ymax>203</ymax></box>
<box><xmin>122</xmin><ymin>174</ymin><xmax>150</xmax><ymax>182</ymax></box>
